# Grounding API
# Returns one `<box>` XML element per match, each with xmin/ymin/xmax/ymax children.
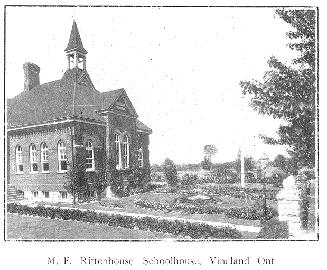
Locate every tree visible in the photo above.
<box><xmin>64</xmin><ymin>161</ymin><xmax>88</xmax><ymax>204</ymax></box>
<box><xmin>92</xmin><ymin>166</ymin><xmax>109</xmax><ymax>201</ymax></box>
<box><xmin>202</xmin><ymin>145</ymin><xmax>217</xmax><ymax>170</ymax></box>
<box><xmin>163</xmin><ymin>158</ymin><xmax>178</xmax><ymax>187</ymax></box>
<box><xmin>240</xmin><ymin>9</ymin><xmax>316</xmax><ymax>170</ymax></box>
<box><xmin>204</xmin><ymin>145</ymin><xmax>217</xmax><ymax>163</ymax></box>
<box><xmin>273</xmin><ymin>154</ymin><xmax>287</xmax><ymax>170</ymax></box>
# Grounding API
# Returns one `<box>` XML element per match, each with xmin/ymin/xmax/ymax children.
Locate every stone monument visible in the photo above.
<box><xmin>276</xmin><ymin>175</ymin><xmax>302</xmax><ymax>239</ymax></box>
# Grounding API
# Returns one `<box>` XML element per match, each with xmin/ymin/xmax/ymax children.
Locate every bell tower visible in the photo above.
<box><xmin>64</xmin><ymin>21</ymin><xmax>88</xmax><ymax>70</ymax></box>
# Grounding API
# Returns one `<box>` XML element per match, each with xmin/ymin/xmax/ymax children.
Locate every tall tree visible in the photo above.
<box><xmin>203</xmin><ymin>145</ymin><xmax>218</xmax><ymax>163</ymax></box>
<box><xmin>240</xmin><ymin>9</ymin><xmax>316</xmax><ymax>169</ymax></box>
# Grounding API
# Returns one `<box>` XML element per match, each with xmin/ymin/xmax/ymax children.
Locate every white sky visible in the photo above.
<box><xmin>5</xmin><ymin>6</ymin><xmax>300</xmax><ymax>165</ymax></box>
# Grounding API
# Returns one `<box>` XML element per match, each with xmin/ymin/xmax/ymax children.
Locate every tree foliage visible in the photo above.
<box><xmin>64</xmin><ymin>161</ymin><xmax>88</xmax><ymax>204</ymax></box>
<box><xmin>204</xmin><ymin>145</ymin><xmax>218</xmax><ymax>162</ymax></box>
<box><xmin>273</xmin><ymin>154</ymin><xmax>287</xmax><ymax>170</ymax></box>
<box><xmin>240</xmin><ymin>9</ymin><xmax>316</xmax><ymax>169</ymax></box>
<box><xmin>163</xmin><ymin>158</ymin><xmax>178</xmax><ymax>187</ymax></box>
<box><xmin>92</xmin><ymin>167</ymin><xmax>109</xmax><ymax>201</ymax></box>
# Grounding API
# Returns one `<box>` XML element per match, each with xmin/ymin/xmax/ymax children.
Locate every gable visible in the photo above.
<box><xmin>102</xmin><ymin>90</ymin><xmax>138</xmax><ymax>118</ymax></box>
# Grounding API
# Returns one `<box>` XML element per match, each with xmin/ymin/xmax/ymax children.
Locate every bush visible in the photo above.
<box><xmin>224</xmin><ymin>206</ymin><xmax>278</xmax><ymax>221</ymax></box>
<box><xmin>266</xmin><ymin>175</ymin><xmax>284</xmax><ymax>188</ymax></box>
<box><xmin>163</xmin><ymin>158</ymin><xmax>178</xmax><ymax>187</ymax></box>
<box><xmin>180</xmin><ymin>174</ymin><xmax>198</xmax><ymax>186</ymax></box>
<box><xmin>7</xmin><ymin>203</ymin><xmax>242</xmax><ymax>239</ymax></box>
<box><xmin>257</xmin><ymin>218</ymin><xmax>289</xmax><ymax>239</ymax></box>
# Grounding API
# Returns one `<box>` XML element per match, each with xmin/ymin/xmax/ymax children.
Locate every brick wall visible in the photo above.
<box><xmin>8</xmin><ymin>121</ymin><xmax>106</xmax><ymax>190</ymax></box>
<box><xmin>7</xmin><ymin>117</ymin><xmax>151</xmax><ymax>197</ymax></box>
<box><xmin>8</xmin><ymin>123</ymin><xmax>73</xmax><ymax>190</ymax></box>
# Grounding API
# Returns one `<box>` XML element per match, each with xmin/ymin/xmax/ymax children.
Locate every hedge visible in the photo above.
<box><xmin>134</xmin><ymin>199</ymin><xmax>278</xmax><ymax>220</ymax></box>
<box><xmin>257</xmin><ymin>218</ymin><xmax>289</xmax><ymax>239</ymax></box>
<box><xmin>7</xmin><ymin>203</ymin><xmax>242</xmax><ymax>239</ymax></box>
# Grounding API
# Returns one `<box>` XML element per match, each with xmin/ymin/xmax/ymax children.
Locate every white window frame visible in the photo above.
<box><xmin>138</xmin><ymin>148</ymin><xmax>144</xmax><ymax>168</ymax></box>
<box><xmin>60</xmin><ymin>191</ymin><xmax>68</xmax><ymax>199</ymax></box>
<box><xmin>85</xmin><ymin>140</ymin><xmax>95</xmax><ymax>171</ymax></box>
<box><xmin>115</xmin><ymin>134</ymin><xmax>122</xmax><ymax>170</ymax></box>
<box><xmin>58</xmin><ymin>141</ymin><xmax>68</xmax><ymax>172</ymax></box>
<box><xmin>30</xmin><ymin>144</ymin><xmax>38</xmax><ymax>173</ymax></box>
<box><xmin>42</xmin><ymin>191</ymin><xmax>50</xmax><ymax>199</ymax></box>
<box><xmin>41</xmin><ymin>143</ymin><xmax>49</xmax><ymax>172</ymax></box>
<box><xmin>32</xmin><ymin>191</ymin><xmax>38</xmax><ymax>198</ymax></box>
<box><xmin>122</xmin><ymin>135</ymin><xmax>129</xmax><ymax>169</ymax></box>
<box><xmin>16</xmin><ymin>145</ymin><xmax>23</xmax><ymax>174</ymax></box>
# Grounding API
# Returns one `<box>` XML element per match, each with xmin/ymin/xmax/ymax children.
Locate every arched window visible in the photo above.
<box><xmin>115</xmin><ymin>134</ymin><xmax>121</xmax><ymax>169</ymax></box>
<box><xmin>16</xmin><ymin>145</ymin><xmax>23</xmax><ymax>173</ymax></box>
<box><xmin>41</xmin><ymin>143</ymin><xmax>49</xmax><ymax>172</ymax></box>
<box><xmin>30</xmin><ymin>144</ymin><xmax>38</xmax><ymax>172</ymax></box>
<box><xmin>58</xmin><ymin>141</ymin><xmax>67</xmax><ymax>172</ymax></box>
<box><xmin>86</xmin><ymin>140</ymin><xmax>94</xmax><ymax>171</ymax></box>
<box><xmin>138</xmin><ymin>148</ymin><xmax>144</xmax><ymax>168</ymax></box>
<box><xmin>122</xmin><ymin>135</ymin><xmax>129</xmax><ymax>169</ymax></box>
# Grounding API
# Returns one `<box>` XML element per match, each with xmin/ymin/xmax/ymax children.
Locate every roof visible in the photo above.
<box><xmin>136</xmin><ymin>119</ymin><xmax>152</xmax><ymax>134</ymax></box>
<box><xmin>7</xmin><ymin>67</ymin><xmax>151</xmax><ymax>133</ymax></box>
<box><xmin>65</xmin><ymin>21</ymin><xmax>87</xmax><ymax>54</ymax></box>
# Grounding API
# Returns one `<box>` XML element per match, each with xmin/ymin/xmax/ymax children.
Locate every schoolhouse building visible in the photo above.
<box><xmin>6</xmin><ymin>21</ymin><xmax>152</xmax><ymax>202</ymax></box>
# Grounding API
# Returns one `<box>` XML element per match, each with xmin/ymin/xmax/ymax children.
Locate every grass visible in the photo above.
<box><xmin>6</xmin><ymin>213</ymin><xmax>180</xmax><ymax>240</ymax></box>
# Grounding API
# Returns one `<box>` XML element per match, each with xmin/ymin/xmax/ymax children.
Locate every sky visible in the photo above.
<box><xmin>5</xmin><ymin>6</ymin><xmax>300</xmax><ymax>165</ymax></box>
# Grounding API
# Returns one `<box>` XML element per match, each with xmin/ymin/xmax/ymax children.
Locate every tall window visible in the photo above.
<box><xmin>86</xmin><ymin>140</ymin><xmax>94</xmax><ymax>171</ymax></box>
<box><xmin>41</xmin><ymin>143</ymin><xmax>49</xmax><ymax>172</ymax></box>
<box><xmin>122</xmin><ymin>135</ymin><xmax>129</xmax><ymax>169</ymax></box>
<box><xmin>30</xmin><ymin>144</ymin><xmax>38</xmax><ymax>172</ymax></box>
<box><xmin>16</xmin><ymin>145</ymin><xmax>23</xmax><ymax>173</ymax></box>
<box><xmin>138</xmin><ymin>148</ymin><xmax>144</xmax><ymax>168</ymax></box>
<box><xmin>58</xmin><ymin>141</ymin><xmax>67</xmax><ymax>172</ymax></box>
<box><xmin>115</xmin><ymin>134</ymin><xmax>121</xmax><ymax>169</ymax></box>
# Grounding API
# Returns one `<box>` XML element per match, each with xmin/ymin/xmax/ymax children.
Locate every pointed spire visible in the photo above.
<box><xmin>65</xmin><ymin>21</ymin><xmax>87</xmax><ymax>54</ymax></box>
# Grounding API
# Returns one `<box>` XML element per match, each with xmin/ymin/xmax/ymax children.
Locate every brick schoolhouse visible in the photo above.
<box><xmin>6</xmin><ymin>21</ymin><xmax>152</xmax><ymax>202</ymax></box>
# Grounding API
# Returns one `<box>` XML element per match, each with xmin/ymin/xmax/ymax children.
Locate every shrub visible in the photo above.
<box><xmin>7</xmin><ymin>203</ymin><xmax>242</xmax><ymax>239</ymax></box>
<box><xmin>257</xmin><ymin>219</ymin><xmax>289</xmax><ymax>239</ymax></box>
<box><xmin>180</xmin><ymin>174</ymin><xmax>198</xmax><ymax>186</ymax></box>
<box><xmin>163</xmin><ymin>158</ymin><xmax>178</xmax><ymax>188</ymax></box>
<box><xmin>224</xmin><ymin>206</ymin><xmax>278</xmax><ymax>221</ymax></box>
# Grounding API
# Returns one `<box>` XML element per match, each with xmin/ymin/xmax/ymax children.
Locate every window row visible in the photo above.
<box><xmin>15</xmin><ymin>140</ymin><xmax>94</xmax><ymax>174</ymax></box>
<box><xmin>15</xmin><ymin>138</ymin><xmax>144</xmax><ymax>174</ymax></box>
<box><xmin>32</xmin><ymin>191</ymin><xmax>68</xmax><ymax>199</ymax></box>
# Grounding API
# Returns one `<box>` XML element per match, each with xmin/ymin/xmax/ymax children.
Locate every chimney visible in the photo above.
<box><xmin>23</xmin><ymin>62</ymin><xmax>40</xmax><ymax>91</ymax></box>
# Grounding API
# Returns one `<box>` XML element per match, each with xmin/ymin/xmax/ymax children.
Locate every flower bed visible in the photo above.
<box><xmin>134</xmin><ymin>198</ymin><xmax>278</xmax><ymax>220</ymax></box>
<box><xmin>202</xmin><ymin>186</ymin><xmax>279</xmax><ymax>201</ymax></box>
<box><xmin>156</xmin><ymin>185</ymin><xmax>279</xmax><ymax>201</ymax></box>
<box><xmin>224</xmin><ymin>206</ymin><xmax>278</xmax><ymax>220</ymax></box>
<box><xmin>7</xmin><ymin>203</ymin><xmax>243</xmax><ymax>239</ymax></box>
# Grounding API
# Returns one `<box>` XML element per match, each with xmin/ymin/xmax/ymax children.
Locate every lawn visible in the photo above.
<box><xmin>6</xmin><ymin>213</ymin><xmax>180</xmax><ymax>240</ymax></box>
